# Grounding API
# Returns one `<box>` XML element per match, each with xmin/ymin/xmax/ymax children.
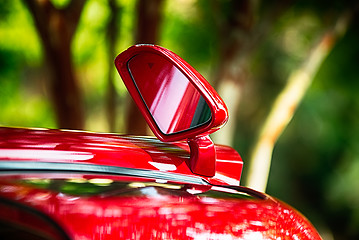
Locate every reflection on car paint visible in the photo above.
<box><xmin>0</xmin><ymin>175</ymin><xmax>319</xmax><ymax>239</ymax></box>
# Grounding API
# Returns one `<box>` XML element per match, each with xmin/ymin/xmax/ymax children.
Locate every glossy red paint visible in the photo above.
<box><xmin>0</xmin><ymin>127</ymin><xmax>243</xmax><ymax>186</ymax></box>
<box><xmin>115</xmin><ymin>45</ymin><xmax>229</xmax><ymax>177</ymax></box>
<box><xmin>187</xmin><ymin>136</ymin><xmax>216</xmax><ymax>177</ymax></box>
<box><xmin>0</xmin><ymin>199</ymin><xmax>69</xmax><ymax>240</ymax></box>
<box><xmin>0</xmin><ymin>175</ymin><xmax>321</xmax><ymax>240</ymax></box>
<box><xmin>114</xmin><ymin>45</ymin><xmax>228</xmax><ymax>142</ymax></box>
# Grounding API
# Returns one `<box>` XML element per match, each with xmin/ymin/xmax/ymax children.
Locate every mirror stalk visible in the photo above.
<box><xmin>187</xmin><ymin>136</ymin><xmax>215</xmax><ymax>177</ymax></box>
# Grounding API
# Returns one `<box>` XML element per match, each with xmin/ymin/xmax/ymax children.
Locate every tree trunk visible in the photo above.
<box><xmin>106</xmin><ymin>0</ymin><xmax>121</xmax><ymax>132</ymax></box>
<box><xmin>210</xmin><ymin>0</ymin><xmax>254</xmax><ymax>145</ymax></box>
<box><xmin>126</xmin><ymin>0</ymin><xmax>164</xmax><ymax>135</ymax></box>
<box><xmin>211</xmin><ymin>0</ymin><xmax>292</xmax><ymax>146</ymax></box>
<box><xmin>24</xmin><ymin>0</ymin><xmax>85</xmax><ymax>129</ymax></box>
<box><xmin>246</xmin><ymin>13</ymin><xmax>352</xmax><ymax>192</ymax></box>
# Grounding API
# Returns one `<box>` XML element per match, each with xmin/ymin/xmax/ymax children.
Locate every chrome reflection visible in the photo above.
<box><xmin>13</xmin><ymin>177</ymin><xmax>262</xmax><ymax>200</ymax></box>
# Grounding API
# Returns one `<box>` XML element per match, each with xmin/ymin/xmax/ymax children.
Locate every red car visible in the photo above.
<box><xmin>0</xmin><ymin>45</ymin><xmax>321</xmax><ymax>239</ymax></box>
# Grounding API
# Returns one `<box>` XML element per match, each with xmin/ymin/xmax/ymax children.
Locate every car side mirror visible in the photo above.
<box><xmin>115</xmin><ymin>45</ymin><xmax>228</xmax><ymax>177</ymax></box>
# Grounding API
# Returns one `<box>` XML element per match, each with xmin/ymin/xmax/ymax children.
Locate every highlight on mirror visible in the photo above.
<box><xmin>127</xmin><ymin>52</ymin><xmax>211</xmax><ymax>135</ymax></box>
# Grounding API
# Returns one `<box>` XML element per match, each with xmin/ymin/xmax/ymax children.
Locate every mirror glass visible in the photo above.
<box><xmin>128</xmin><ymin>52</ymin><xmax>211</xmax><ymax>135</ymax></box>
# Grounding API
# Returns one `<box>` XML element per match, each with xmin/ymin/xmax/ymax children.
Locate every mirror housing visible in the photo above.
<box><xmin>115</xmin><ymin>45</ymin><xmax>228</xmax><ymax>177</ymax></box>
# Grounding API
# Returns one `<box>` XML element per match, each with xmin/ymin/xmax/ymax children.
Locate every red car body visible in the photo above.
<box><xmin>0</xmin><ymin>45</ymin><xmax>322</xmax><ymax>239</ymax></box>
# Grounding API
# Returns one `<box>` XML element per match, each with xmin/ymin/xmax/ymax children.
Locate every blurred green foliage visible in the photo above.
<box><xmin>0</xmin><ymin>0</ymin><xmax>52</xmax><ymax>128</ymax></box>
<box><xmin>0</xmin><ymin>0</ymin><xmax>358</xmax><ymax>239</ymax></box>
<box><xmin>162</xmin><ymin>0</ymin><xmax>219</xmax><ymax>76</ymax></box>
<box><xmin>268</xmin><ymin>19</ymin><xmax>359</xmax><ymax>238</ymax></box>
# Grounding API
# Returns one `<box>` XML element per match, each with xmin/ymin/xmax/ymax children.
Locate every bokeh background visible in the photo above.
<box><xmin>1</xmin><ymin>0</ymin><xmax>358</xmax><ymax>239</ymax></box>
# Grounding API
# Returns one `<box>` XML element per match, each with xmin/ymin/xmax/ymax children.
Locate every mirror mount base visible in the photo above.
<box><xmin>187</xmin><ymin>136</ymin><xmax>216</xmax><ymax>177</ymax></box>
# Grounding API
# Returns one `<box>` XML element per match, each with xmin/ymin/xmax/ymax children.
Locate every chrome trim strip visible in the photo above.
<box><xmin>0</xmin><ymin>161</ymin><xmax>207</xmax><ymax>185</ymax></box>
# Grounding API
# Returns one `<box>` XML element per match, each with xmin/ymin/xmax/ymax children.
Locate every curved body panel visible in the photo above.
<box><xmin>0</xmin><ymin>127</ymin><xmax>321</xmax><ymax>239</ymax></box>
<box><xmin>0</xmin><ymin>175</ymin><xmax>320</xmax><ymax>240</ymax></box>
<box><xmin>0</xmin><ymin>127</ymin><xmax>242</xmax><ymax>185</ymax></box>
